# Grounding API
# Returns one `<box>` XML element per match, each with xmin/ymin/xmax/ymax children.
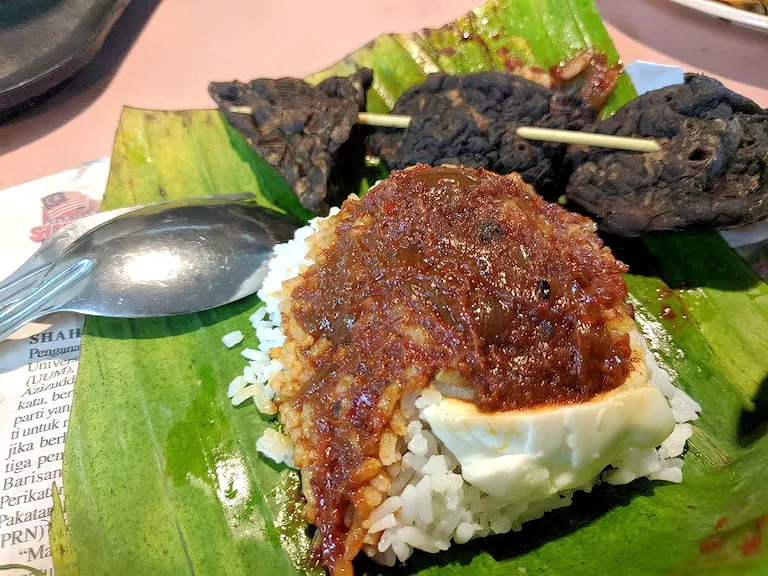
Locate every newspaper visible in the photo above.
<box><xmin>0</xmin><ymin>159</ymin><xmax>767</xmax><ymax>575</ymax></box>
<box><xmin>0</xmin><ymin>160</ymin><xmax>108</xmax><ymax>575</ymax></box>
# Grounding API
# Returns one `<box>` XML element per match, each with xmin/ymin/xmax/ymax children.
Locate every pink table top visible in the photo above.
<box><xmin>1</xmin><ymin>0</ymin><xmax>767</xmax><ymax>191</ymax></box>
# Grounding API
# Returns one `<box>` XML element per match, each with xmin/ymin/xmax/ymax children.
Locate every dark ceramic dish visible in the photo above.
<box><xmin>0</xmin><ymin>0</ymin><xmax>131</xmax><ymax>110</ymax></box>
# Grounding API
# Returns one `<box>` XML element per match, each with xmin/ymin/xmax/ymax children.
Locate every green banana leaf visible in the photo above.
<box><xmin>53</xmin><ymin>0</ymin><xmax>768</xmax><ymax>574</ymax></box>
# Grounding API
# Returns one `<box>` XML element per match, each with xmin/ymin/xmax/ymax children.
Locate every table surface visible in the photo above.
<box><xmin>1</xmin><ymin>0</ymin><xmax>767</xmax><ymax>191</ymax></box>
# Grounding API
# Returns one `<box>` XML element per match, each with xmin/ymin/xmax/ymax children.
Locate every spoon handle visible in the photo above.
<box><xmin>0</xmin><ymin>207</ymin><xmax>138</xmax><ymax>305</ymax></box>
<box><xmin>0</xmin><ymin>260</ymin><xmax>91</xmax><ymax>342</ymax></box>
<box><xmin>0</xmin><ymin>295</ymin><xmax>57</xmax><ymax>342</ymax></box>
<box><xmin>0</xmin><ymin>206</ymin><xmax>145</xmax><ymax>341</ymax></box>
<box><xmin>0</xmin><ymin>263</ymin><xmax>54</xmax><ymax>310</ymax></box>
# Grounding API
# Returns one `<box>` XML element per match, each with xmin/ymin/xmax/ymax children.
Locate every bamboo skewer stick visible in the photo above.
<box><xmin>227</xmin><ymin>107</ymin><xmax>412</xmax><ymax>129</ymax></box>
<box><xmin>356</xmin><ymin>112</ymin><xmax>412</xmax><ymax>128</ymax></box>
<box><xmin>228</xmin><ymin>105</ymin><xmax>254</xmax><ymax>115</ymax></box>
<box><xmin>515</xmin><ymin>127</ymin><xmax>662</xmax><ymax>153</ymax></box>
<box><xmin>225</xmin><ymin>107</ymin><xmax>661</xmax><ymax>152</ymax></box>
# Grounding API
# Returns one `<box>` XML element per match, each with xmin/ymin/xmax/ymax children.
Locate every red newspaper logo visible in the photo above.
<box><xmin>29</xmin><ymin>191</ymin><xmax>101</xmax><ymax>243</ymax></box>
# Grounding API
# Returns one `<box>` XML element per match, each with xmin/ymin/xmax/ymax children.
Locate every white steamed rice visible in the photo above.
<box><xmin>222</xmin><ymin>330</ymin><xmax>244</xmax><ymax>348</ymax></box>
<box><xmin>226</xmin><ymin>210</ymin><xmax>702</xmax><ymax>566</ymax></box>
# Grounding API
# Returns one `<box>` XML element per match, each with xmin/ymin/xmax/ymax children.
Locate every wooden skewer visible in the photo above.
<box><xmin>356</xmin><ymin>112</ymin><xmax>412</xmax><ymax>128</ymax></box>
<box><xmin>516</xmin><ymin>127</ymin><xmax>662</xmax><ymax>153</ymax></box>
<box><xmin>228</xmin><ymin>105</ymin><xmax>254</xmax><ymax>115</ymax></box>
<box><xmin>227</xmin><ymin>107</ymin><xmax>412</xmax><ymax>129</ymax></box>
<box><xmin>226</xmin><ymin>107</ymin><xmax>661</xmax><ymax>152</ymax></box>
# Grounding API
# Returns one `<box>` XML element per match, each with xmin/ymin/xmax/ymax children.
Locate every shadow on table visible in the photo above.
<box><xmin>0</xmin><ymin>0</ymin><xmax>160</xmax><ymax>154</ymax></box>
<box><xmin>596</xmin><ymin>0</ymin><xmax>768</xmax><ymax>92</ymax></box>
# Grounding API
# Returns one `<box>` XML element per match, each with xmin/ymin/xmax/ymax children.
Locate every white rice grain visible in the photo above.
<box><xmin>256</xmin><ymin>428</ymin><xmax>294</xmax><ymax>467</ymax></box>
<box><xmin>366</xmin><ymin>496</ymin><xmax>403</xmax><ymax>527</ymax></box>
<box><xmin>658</xmin><ymin>423</ymin><xmax>693</xmax><ymax>459</ymax></box>
<box><xmin>422</xmin><ymin>455</ymin><xmax>448</xmax><ymax>476</ymax></box>
<box><xmin>243</xmin><ymin>365</ymin><xmax>257</xmax><ymax>384</ymax></box>
<box><xmin>368</xmin><ymin>514</ymin><xmax>398</xmax><ymax>534</ymax></box>
<box><xmin>222</xmin><ymin>330</ymin><xmax>244</xmax><ymax>348</ymax></box>
<box><xmin>407</xmin><ymin>433</ymin><xmax>428</xmax><ymax>456</ymax></box>
<box><xmin>250</xmin><ymin>307</ymin><xmax>269</xmax><ymax>323</ymax></box>
<box><xmin>400</xmin><ymin>485</ymin><xmax>417</xmax><ymax>525</ymax></box>
<box><xmin>454</xmin><ymin>522</ymin><xmax>480</xmax><ymax>544</ymax></box>
<box><xmin>227</xmin><ymin>375</ymin><xmax>247</xmax><ymax>398</ymax></box>
<box><xmin>670</xmin><ymin>392</ymin><xmax>702</xmax><ymax>423</ymax></box>
<box><xmin>241</xmin><ymin>348</ymin><xmax>268</xmax><ymax>362</ymax></box>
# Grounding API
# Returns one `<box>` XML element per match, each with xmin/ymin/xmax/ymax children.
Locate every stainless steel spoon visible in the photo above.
<box><xmin>0</xmin><ymin>195</ymin><xmax>302</xmax><ymax>341</ymax></box>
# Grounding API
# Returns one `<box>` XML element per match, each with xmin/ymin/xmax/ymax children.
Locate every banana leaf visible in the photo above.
<box><xmin>53</xmin><ymin>0</ymin><xmax>768</xmax><ymax>574</ymax></box>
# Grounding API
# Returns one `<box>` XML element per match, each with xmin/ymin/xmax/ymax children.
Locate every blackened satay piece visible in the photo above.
<box><xmin>367</xmin><ymin>72</ymin><xmax>597</xmax><ymax>198</ymax></box>
<box><xmin>567</xmin><ymin>74</ymin><xmax>768</xmax><ymax>236</ymax></box>
<box><xmin>210</xmin><ymin>69</ymin><xmax>373</xmax><ymax>214</ymax></box>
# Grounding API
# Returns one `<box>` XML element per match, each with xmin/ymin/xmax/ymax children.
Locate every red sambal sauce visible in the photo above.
<box><xmin>287</xmin><ymin>164</ymin><xmax>632</xmax><ymax>573</ymax></box>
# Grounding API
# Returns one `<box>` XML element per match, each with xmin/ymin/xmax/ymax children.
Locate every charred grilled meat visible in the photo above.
<box><xmin>209</xmin><ymin>69</ymin><xmax>373</xmax><ymax>214</ymax></box>
<box><xmin>367</xmin><ymin>72</ymin><xmax>597</xmax><ymax>198</ymax></box>
<box><xmin>566</xmin><ymin>74</ymin><xmax>768</xmax><ymax>236</ymax></box>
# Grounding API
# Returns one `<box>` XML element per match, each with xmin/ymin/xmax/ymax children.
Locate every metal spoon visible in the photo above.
<box><xmin>0</xmin><ymin>195</ymin><xmax>302</xmax><ymax>342</ymax></box>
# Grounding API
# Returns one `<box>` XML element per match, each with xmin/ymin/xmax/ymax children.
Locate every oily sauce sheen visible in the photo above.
<box><xmin>286</xmin><ymin>165</ymin><xmax>632</xmax><ymax>572</ymax></box>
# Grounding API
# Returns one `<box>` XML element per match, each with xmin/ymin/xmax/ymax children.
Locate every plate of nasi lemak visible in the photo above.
<box><xmin>29</xmin><ymin>1</ymin><xmax>768</xmax><ymax>575</ymax></box>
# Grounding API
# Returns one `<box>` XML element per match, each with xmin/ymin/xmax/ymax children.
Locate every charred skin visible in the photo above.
<box><xmin>367</xmin><ymin>73</ymin><xmax>597</xmax><ymax>199</ymax></box>
<box><xmin>567</xmin><ymin>74</ymin><xmax>768</xmax><ymax>236</ymax></box>
<box><xmin>267</xmin><ymin>166</ymin><xmax>634</xmax><ymax>574</ymax></box>
<box><xmin>209</xmin><ymin>69</ymin><xmax>373</xmax><ymax>214</ymax></box>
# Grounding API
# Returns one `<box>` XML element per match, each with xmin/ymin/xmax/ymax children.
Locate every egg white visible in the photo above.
<box><xmin>421</xmin><ymin>329</ymin><xmax>675</xmax><ymax>500</ymax></box>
